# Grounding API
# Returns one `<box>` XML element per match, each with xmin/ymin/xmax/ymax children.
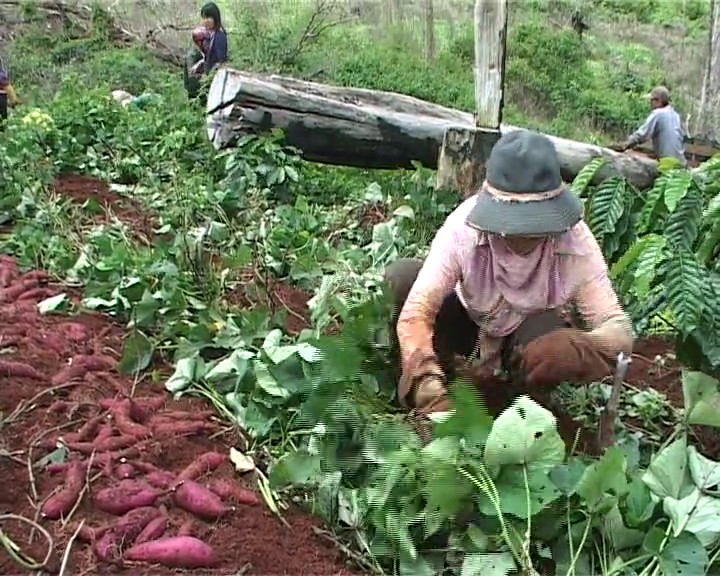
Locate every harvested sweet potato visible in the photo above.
<box><xmin>18</xmin><ymin>287</ymin><xmax>56</xmax><ymax>301</ymax></box>
<box><xmin>176</xmin><ymin>452</ymin><xmax>226</xmax><ymax>481</ymax></box>
<box><xmin>151</xmin><ymin>420</ymin><xmax>216</xmax><ymax>437</ymax></box>
<box><xmin>134</xmin><ymin>516</ymin><xmax>168</xmax><ymax>545</ymax></box>
<box><xmin>52</xmin><ymin>354</ymin><xmax>117</xmax><ymax>386</ymax></box>
<box><xmin>172</xmin><ymin>480</ymin><xmax>232</xmax><ymax>520</ymax></box>
<box><xmin>144</xmin><ymin>470</ymin><xmax>177</xmax><ymax>490</ymax></box>
<box><xmin>111</xmin><ymin>398</ymin><xmax>151</xmax><ymax>438</ymax></box>
<box><xmin>115</xmin><ymin>463</ymin><xmax>136</xmax><ymax>479</ymax></box>
<box><xmin>154</xmin><ymin>409</ymin><xmax>215</xmax><ymax>421</ymax></box>
<box><xmin>124</xmin><ymin>536</ymin><xmax>219</xmax><ymax>568</ymax></box>
<box><xmin>41</xmin><ymin>460</ymin><xmax>86</xmax><ymax>520</ymax></box>
<box><xmin>93</xmin><ymin>506</ymin><xmax>162</xmax><ymax>562</ymax></box>
<box><xmin>63</xmin><ymin>434</ymin><xmax>137</xmax><ymax>454</ymax></box>
<box><xmin>129</xmin><ymin>396</ymin><xmax>166</xmax><ymax>421</ymax></box>
<box><xmin>207</xmin><ymin>479</ymin><xmax>261</xmax><ymax>506</ymax></box>
<box><xmin>0</xmin><ymin>360</ymin><xmax>46</xmax><ymax>380</ymax></box>
<box><xmin>63</xmin><ymin>414</ymin><xmax>105</xmax><ymax>443</ymax></box>
<box><xmin>45</xmin><ymin>462</ymin><xmax>68</xmax><ymax>475</ymax></box>
<box><xmin>93</xmin><ymin>480</ymin><xmax>163</xmax><ymax>515</ymax></box>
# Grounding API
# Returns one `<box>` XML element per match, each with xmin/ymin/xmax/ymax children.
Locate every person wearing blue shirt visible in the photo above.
<box><xmin>183</xmin><ymin>2</ymin><xmax>228</xmax><ymax>101</ymax></box>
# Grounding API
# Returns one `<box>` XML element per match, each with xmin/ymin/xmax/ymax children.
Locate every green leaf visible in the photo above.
<box><xmin>37</xmin><ymin>293</ymin><xmax>69</xmax><ymax>314</ymax></box>
<box><xmin>624</xmin><ymin>476</ymin><xmax>656</xmax><ymax>527</ymax></box>
<box><xmin>604</xmin><ymin>505</ymin><xmax>645</xmax><ymax>551</ymax></box>
<box><xmin>483</xmin><ymin>395</ymin><xmax>565</xmax><ymax>474</ymax></box>
<box><xmin>549</xmin><ymin>458</ymin><xmax>586</xmax><ymax>496</ymax></box>
<box><xmin>268</xmin><ymin>450</ymin><xmax>322</xmax><ymax>488</ymax></box>
<box><xmin>253</xmin><ymin>361</ymin><xmax>290</xmax><ymax>399</ymax></box>
<box><xmin>479</xmin><ymin>465</ymin><xmax>561</xmax><ymax>519</ymax></box>
<box><xmin>663</xmin><ymin>488</ymin><xmax>720</xmax><ymax>547</ymax></box>
<box><xmin>571</xmin><ymin>156</ymin><xmax>607</xmax><ymax>196</ymax></box>
<box><xmin>682</xmin><ymin>371</ymin><xmax>720</xmax><ymax>427</ymax></box>
<box><xmin>665</xmin><ymin>251</ymin><xmax>705</xmax><ymax>334</ymax></box>
<box><xmin>460</xmin><ymin>552</ymin><xmax>516</xmax><ymax>576</ymax></box>
<box><xmin>205</xmin><ymin>349</ymin><xmax>254</xmax><ymax>382</ymax></box>
<box><xmin>662</xmin><ymin>169</ymin><xmax>692</xmax><ymax>212</ymax></box>
<box><xmin>687</xmin><ymin>446</ymin><xmax>720</xmax><ymax>489</ymax></box>
<box><xmin>575</xmin><ymin>447</ymin><xmax>628</xmax><ymax>512</ymax></box>
<box><xmin>165</xmin><ymin>355</ymin><xmax>205</xmax><ymax>396</ymax></box>
<box><xmin>434</xmin><ymin>382</ymin><xmax>492</xmax><ymax>446</ymax></box>
<box><xmin>658</xmin><ymin>532</ymin><xmax>707</xmax><ymax>576</ymax></box>
<box><xmin>642</xmin><ymin>436</ymin><xmax>693</xmax><ymax>499</ymax></box>
<box><xmin>399</xmin><ymin>553</ymin><xmax>435</xmax><ymax>576</ymax></box>
<box><xmin>117</xmin><ymin>330</ymin><xmax>154</xmax><ymax>375</ymax></box>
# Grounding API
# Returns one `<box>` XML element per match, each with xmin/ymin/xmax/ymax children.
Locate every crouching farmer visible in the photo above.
<box><xmin>385</xmin><ymin>131</ymin><xmax>633</xmax><ymax>417</ymax></box>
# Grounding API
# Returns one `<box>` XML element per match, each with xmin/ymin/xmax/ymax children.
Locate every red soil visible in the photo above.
<box><xmin>0</xmin><ymin>257</ymin><xmax>356</xmax><ymax>575</ymax></box>
<box><xmin>227</xmin><ymin>276</ymin><xmax>312</xmax><ymax>336</ymax></box>
<box><xmin>52</xmin><ymin>174</ymin><xmax>156</xmax><ymax>242</ymax></box>
<box><xmin>478</xmin><ymin>337</ymin><xmax>720</xmax><ymax>459</ymax></box>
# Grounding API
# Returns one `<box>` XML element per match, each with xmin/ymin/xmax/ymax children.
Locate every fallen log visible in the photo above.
<box><xmin>206</xmin><ymin>67</ymin><xmax>660</xmax><ymax>189</ymax></box>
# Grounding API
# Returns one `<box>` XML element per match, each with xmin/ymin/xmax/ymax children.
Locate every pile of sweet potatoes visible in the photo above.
<box><xmin>39</xmin><ymin>396</ymin><xmax>260</xmax><ymax>569</ymax></box>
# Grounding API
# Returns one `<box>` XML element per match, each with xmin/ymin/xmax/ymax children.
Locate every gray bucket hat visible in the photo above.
<box><xmin>465</xmin><ymin>130</ymin><xmax>583</xmax><ymax>236</ymax></box>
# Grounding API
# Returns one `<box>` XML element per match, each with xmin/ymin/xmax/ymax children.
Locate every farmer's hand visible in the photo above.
<box><xmin>512</xmin><ymin>328</ymin><xmax>612</xmax><ymax>389</ymax></box>
<box><xmin>399</xmin><ymin>350</ymin><xmax>449</xmax><ymax>415</ymax></box>
<box><xmin>609</xmin><ymin>142</ymin><xmax>630</xmax><ymax>152</ymax></box>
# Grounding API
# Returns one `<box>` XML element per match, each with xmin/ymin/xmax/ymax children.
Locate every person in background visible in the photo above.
<box><xmin>0</xmin><ymin>56</ymin><xmax>21</xmax><ymax>127</ymax></box>
<box><xmin>191</xmin><ymin>2</ymin><xmax>228</xmax><ymax>75</ymax></box>
<box><xmin>385</xmin><ymin>131</ymin><xmax>633</xmax><ymax>419</ymax></box>
<box><xmin>613</xmin><ymin>86</ymin><xmax>687</xmax><ymax>167</ymax></box>
<box><xmin>183</xmin><ymin>3</ymin><xmax>228</xmax><ymax>101</ymax></box>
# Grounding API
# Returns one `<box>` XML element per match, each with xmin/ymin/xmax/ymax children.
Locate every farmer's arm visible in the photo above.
<box><xmin>396</xmin><ymin>221</ymin><xmax>463</xmax><ymax>371</ymax></box>
<box><xmin>625</xmin><ymin>111</ymin><xmax>659</xmax><ymax>149</ymax></box>
<box><xmin>573</xmin><ymin>240</ymin><xmax>633</xmax><ymax>357</ymax></box>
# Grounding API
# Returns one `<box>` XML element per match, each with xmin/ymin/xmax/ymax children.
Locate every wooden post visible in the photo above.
<box><xmin>436</xmin><ymin>0</ymin><xmax>508</xmax><ymax>197</ymax></box>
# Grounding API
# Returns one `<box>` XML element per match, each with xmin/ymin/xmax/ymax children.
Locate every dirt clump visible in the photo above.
<box><xmin>0</xmin><ymin>255</ymin><xmax>358</xmax><ymax>576</ymax></box>
<box><xmin>227</xmin><ymin>277</ymin><xmax>312</xmax><ymax>336</ymax></box>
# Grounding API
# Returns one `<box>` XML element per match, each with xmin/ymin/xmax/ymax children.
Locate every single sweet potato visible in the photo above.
<box><xmin>144</xmin><ymin>470</ymin><xmax>177</xmax><ymax>490</ymax></box>
<box><xmin>93</xmin><ymin>506</ymin><xmax>161</xmax><ymax>562</ymax></box>
<box><xmin>207</xmin><ymin>479</ymin><xmax>261</xmax><ymax>506</ymax></box>
<box><xmin>151</xmin><ymin>420</ymin><xmax>216</xmax><ymax>437</ymax></box>
<box><xmin>115</xmin><ymin>463</ymin><xmax>136</xmax><ymax>479</ymax></box>
<box><xmin>134</xmin><ymin>516</ymin><xmax>168</xmax><ymax>545</ymax></box>
<box><xmin>41</xmin><ymin>460</ymin><xmax>86</xmax><ymax>520</ymax></box>
<box><xmin>0</xmin><ymin>360</ymin><xmax>46</xmax><ymax>380</ymax></box>
<box><xmin>172</xmin><ymin>481</ymin><xmax>232</xmax><ymax>520</ymax></box>
<box><xmin>93</xmin><ymin>481</ymin><xmax>163</xmax><ymax>515</ymax></box>
<box><xmin>129</xmin><ymin>396</ymin><xmax>166</xmax><ymax>421</ymax></box>
<box><xmin>63</xmin><ymin>434</ymin><xmax>137</xmax><ymax>454</ymax></box>
<box><xmin>176</xmin><ymin>452</ymin><xmax>226</xmax><ymax>481</ymax></box>
<box><xmin>124</xmin><ymin>536</ymin><xmax>219</xmax><ymax>568</ymax></box>
<box><xmin>111</xmin><ymin>398</ymin><xmax>151</xmax><ymax>438</ymax></box>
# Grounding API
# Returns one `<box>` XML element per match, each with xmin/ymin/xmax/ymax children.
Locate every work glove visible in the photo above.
<box><xmin>399</xmin><ymin>350</ymin><xmax>449</xmax><ymax>413</ymax></box>
<box><xmin>510</xmin><ymin>328</ymin><xmax>613</xmax><ymax>389</ymax></box>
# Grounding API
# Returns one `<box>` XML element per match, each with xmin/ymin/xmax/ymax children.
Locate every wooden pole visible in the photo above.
<box><xmin>436</xmin><ymin>0</ymin><xmax>509</xmax><ymax>197</ymax></box>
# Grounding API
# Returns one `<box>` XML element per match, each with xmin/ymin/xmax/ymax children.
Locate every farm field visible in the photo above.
<box><xmin>3</xmin><ymin>1</ymin><xmax>720</xmax><ymax>575</ymax></box>
<box><xmin>1</xmin><ymin>105</ymin><xmax>719</xmax><ymax>575</ymax></box>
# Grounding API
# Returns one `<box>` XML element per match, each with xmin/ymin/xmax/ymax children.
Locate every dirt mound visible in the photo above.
<box><xmin>227</xmin><ymin>277</ymin><xmax>312</xmax><ymax>336</ymax></box>
<box><xmin>52</xmin><ymin>174</ymin><xmax>156</xmax><ymax>242</ymax></box>
<box><xmin>0</xmin><ymin>255</ymin><xmax>357</xmax><ymax>575</ymax></box>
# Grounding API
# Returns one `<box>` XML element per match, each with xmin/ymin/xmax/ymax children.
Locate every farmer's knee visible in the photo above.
<box><xmin>384</xmin><ymin>258</ymin><xmax>424</xmax><ymax>304</ymax></box>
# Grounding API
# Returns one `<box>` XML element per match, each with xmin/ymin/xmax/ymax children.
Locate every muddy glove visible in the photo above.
<box><xmin>511</xmin><ymin>328</ymin><xmax>613</xmax><ymax>389</ymax></box>
<box><xmin>399</xmin><ymin>350</ymin><xmax>449</xmax><ymax>413</ymax></box>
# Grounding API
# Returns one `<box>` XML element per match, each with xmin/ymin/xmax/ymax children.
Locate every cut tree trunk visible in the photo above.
<box><xmin>206</xmin><ymin>68</ymin><xmax>661</xmax><ymax>190</ymax></box>
<box><xmin>435</xmin><ymin>0</ymin><xmax>508</xmax><ymax>198</ymax></box>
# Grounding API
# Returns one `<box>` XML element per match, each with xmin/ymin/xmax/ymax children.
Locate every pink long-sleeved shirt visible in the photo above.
<box><xmin>397</xmin><ymin>196</ymin><xmax>633</xmax><ymax>371</ymax></box>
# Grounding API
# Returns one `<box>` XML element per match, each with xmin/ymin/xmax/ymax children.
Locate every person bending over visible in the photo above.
<box><xmin>385</xmin><ymin>130</ymin><xmax>633</xmax><ymax>417</ymax></box>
